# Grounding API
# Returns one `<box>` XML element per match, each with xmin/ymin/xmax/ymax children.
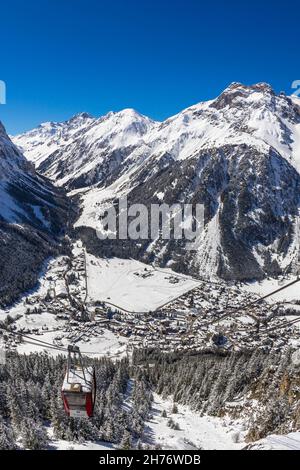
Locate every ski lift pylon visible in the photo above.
<box><xmin>62</xmin><ymin>345</ymin><xmax>96</xmax><ymax>418</ymax></box>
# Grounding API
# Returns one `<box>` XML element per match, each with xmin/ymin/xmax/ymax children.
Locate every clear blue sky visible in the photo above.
<box><xmin>0</xmin><ymin>0</ymin><xmax>299</xmax><ymax>134</ymax></box>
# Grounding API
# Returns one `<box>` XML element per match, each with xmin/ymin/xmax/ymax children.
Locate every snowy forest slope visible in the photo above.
<box><xmin>0</xmin><ymin>349</ymin><xmax>299</xmax><ymax>450</ymax></box>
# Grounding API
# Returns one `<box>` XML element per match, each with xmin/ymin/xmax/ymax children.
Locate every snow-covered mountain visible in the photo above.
<box><xmin>0</xmin><ymin>121</ymin><xmax>68</xmax><ymax>305</ymax></box>
<box><xmin>12</xmin><ymin>83</ymin><xmax>300</xmax><ymax>281</ymax></box>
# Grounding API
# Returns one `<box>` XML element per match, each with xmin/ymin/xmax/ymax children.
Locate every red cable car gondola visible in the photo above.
<box><xmin>62</xmin><ymin>345</ymin><xmax>96</xmax><ymax>418</ymax></box>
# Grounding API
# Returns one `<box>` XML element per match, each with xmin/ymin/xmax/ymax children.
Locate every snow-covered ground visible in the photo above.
<box><xmin>143</xmin><ymin>394</ymin><xmax>247</xmax><ymax>450</ymax></box>
<box><xmin>86</xmin><ymin>255</ymin><xmax>200</xmax><ymax>312</ymax></box>
<box><xmin>14</xmin><ymin>327</ymin><xmax>128</xmax><ymax>359</ymax></box>
<box><xmin>46</xmin><ymin>427</ymin><xmax>114</xmax><ymax>450</ymax></box>
<box><xmin>47</xmin><ymin>398</ymin><xmax>300</xmax><ymax>450</ymax></box>
<box><xmin>50</xmin><ymin>440</ymin><xmax>113</xmax><ymax>450</ymax></box>
<box><xmin>249</xmin><ymin>432</ymin><xmax>300</xmax><ymax>450</ymax></box>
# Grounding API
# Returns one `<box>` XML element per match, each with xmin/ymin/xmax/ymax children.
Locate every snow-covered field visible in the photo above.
<box><xmin>86</xmin><ymin>255</ymin><xmax>200</xmax><ymax>312</ymax></box>
<box><xmin>143</xmin><ymin>394</ymin><xmax>246</xmax><ymax>450</ymax></box>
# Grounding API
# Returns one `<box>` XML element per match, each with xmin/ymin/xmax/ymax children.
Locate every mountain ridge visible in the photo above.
<box><xmin>11</xmin><ymin>82</ymin><xmax>300</xmax><ymax>281</ymax></box>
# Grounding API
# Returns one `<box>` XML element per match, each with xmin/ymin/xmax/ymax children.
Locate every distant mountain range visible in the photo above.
<box><xmin>0</xmin><ymin>121</ymin><xmax>68</xmax><ymax>305</ymax></box>
<box><xmin>6</xmin><ymin>82</ymin><xmax>300</xmax><ymax>286</ymax></box>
